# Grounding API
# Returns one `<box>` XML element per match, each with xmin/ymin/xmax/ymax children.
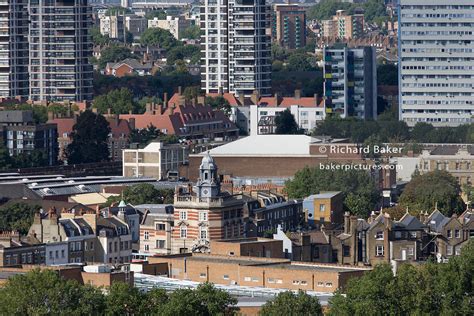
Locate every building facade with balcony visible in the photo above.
<box><xmin>200</xmin><ymin>0</ymin><xmax>271</xmax><ymax>96</ymax></box>
<box><xmin>29</xmin><ymin>0</ymin><xmax>93</xmax><ymax>101</ymax></box>
<box><xmin>321</xmin><ymin>10</ymin><xmax>364</xmax><ymax>40</ymax></box>
<box><xmin>272</xmin><ymin>4</ymin><xmax>306</xmax><ymax>50</ymax></box>
<box><xmin>323</xmin><ymin>45</ymin><xmax>377</xmax><ymax>119</ymax></box>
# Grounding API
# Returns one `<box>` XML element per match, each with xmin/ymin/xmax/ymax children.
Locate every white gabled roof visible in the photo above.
<box><xmin>206</xmin><ymin>135</ymin><xmax>317</xmax><ymax>157</ymax></box>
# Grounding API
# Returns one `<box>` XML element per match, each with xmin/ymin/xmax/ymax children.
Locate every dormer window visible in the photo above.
<box><xmin>375</xmin><ymin>231</ymin><xmax>384</xmax><ymax>240</ymax></box>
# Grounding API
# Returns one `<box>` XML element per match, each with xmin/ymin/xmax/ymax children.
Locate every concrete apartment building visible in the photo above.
<box><xmin>29</xmin><ymin>0</ymin><xmax>93</xmax><ymax>102</ymax></box>
<box><xmin>99</xmin><ymin>15</ymin><xmax>126</xmax><ymax>41</ymax></box>
<box><xmin>0</xmin><ymin>110</ymin><xmax>58</xmax><ymax>165</ymax></box>
<box><xmin>200</xmin><ymin>0</ymin><xmax>272</xmax><ymax>96</ymax></box>
<box><xmin>323</xmin><ymin>45</ymin><xmax>377</xmax><ymax>119</ymax></box>
<box><xmin>398</xmin><ymin>0</ymin><xmax>474</xmax><ymax>126</ymax></box>
<box><xmin>122</xmin><ymin>142</ymin><xmax>189</xmax><ymax>179</ymax></box>
<box><xmin>0</xmin><ymin>0</ymin><xmax>29</xmax><ymax>98</ymax></box>
<box><xmin>148</xmin><ymin>16</ymin><xmax>191</xmax><ymax>39</ymax></box>
<box><xmin>321</xmin><ymin>10</ymin><xmax>364</xmax><ymax>40</ymax></box>
<box><xmin>148</xmin><ymin>253</ymin><xmax>369</xmax><ymax>292</ymax></box>
<box><xmin>272</xmin><ymin>4</ymin><xmax>306</xmax><ymax>50</ymax></box>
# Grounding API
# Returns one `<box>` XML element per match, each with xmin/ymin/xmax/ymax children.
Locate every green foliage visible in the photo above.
<box><xmin>286</xmin><ymin>52</ymin><xmax>314</xmax><ymax>72</ymax></box>
<box><xmin>105</xmin><ymin>6</ymin><xmax>131</xmax><ymax>16</ymax></box>
<box><xmin>260</xmin><ymin>290</ymin><xmax>323</xmax><ymax>316</ymax></box>
<box><xmin>0</xmin><ymin>142</ymin><xmax>11</xmax><ymax>170</ymax></box>
<box><xmin>129</xmin><ymin>125</ymin><xmax>179</xmax><ymax>146</ymax></box>
<box><xmin>105</xmin><ymin>183</ymin><xmax>175</xmax><ymax>206</ymax></box>
<box><xmin>0</xmin><ymin>202</ymin><xmax>39</xmax><ymax>235</ymax></box>
<box><xmin>307</xmin><ymin>0</ymin><xmax>388</xmax><ymax>24</ymax></box>
<box><xmin>275</xmin><ymin>109</ymin><xmax>302</xmax><ymax>134</ymax></box>
<box><xmin>0</xmin><ymin>269</ymin><xmax>105</xmax><ymax>316</ymax></box>
<box><xmin>205</xmin><ymin>96</ymin><xmax>231</xmax><ymax>116</ymax></box>
<box><xmin>285</xmin><ymin>165</ymin><xmax>379</xmax><ymax>217</ymax></box>
<box><xmin>90</xmin><ymin>26</ymin><xmax>110</xmax><ymax>46</ymax></box>
<box><xmin>66</xmin><ymin>110</ymin><xmax>110</xmax><ymax>164</ymax></box>
<box><xmin>145</xmin><ymin>9</ymin><xmax>167</xmax><ymax>20</ymax></box>
<box><xmin>105</xmin><ymin>282</ymin><xmax>147</xmax><ymax>315</ymax></box>
<box><xmin>137</xmin><ymin>96</ymin><xmax>162</xmax><ymax>114</ymax></box>
<box><xmin>10</xmin><ymin>150</ymin><xmax>49</xmax><ymax>168</ymax></box>
<box><xmin>166</xmin><ymin>45</ymin><xmax>201</xmax><ymax>65</ymax></box>
<box><xmin>141</xmin><ymin>28</ymin><xmax>179</xmax><ymax>50</ymax></box>
<box><xmin>181</xmin><ymin>25</ymin><xmax>202</xmax><ymax>40</ymax></box>
<box><xmin>271</xmin><ymin>70</ymin><xmax>323</xmax><ymax>97</ymax></box>
<box><xmin>98</xmin><ymin>45</ymin><xmax>135</xmax><ymax>68</ymax></box>
<box><xmin>93</xmin><ymin>88</ymin><xmax>136</xmax><ymax>115</ymax></box>
<box><xmin>398</xmin><ymin>170</ymin><xmax>465</xmax><ymax>216</ymax></box>
<box><xmin>183</xmin><ymin>86</ymin><xmax>201</xmax><ymax>101</ymax></box>
<box><xmin>377</xmin><ymin>64</ymin><xmax>398</xmax><ymax>86</ymax></box>
<box><xmin>329</xmin><ymin>241</ymin><xmax>474</xmax><ymax>315</ymax></box>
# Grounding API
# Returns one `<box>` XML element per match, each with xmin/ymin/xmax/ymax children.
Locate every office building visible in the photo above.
<box><xmin>29</xmin><ymin>0</ymin><xmax>93</xmax><ymax>102</ymax></box>
<box><xmin>272</xmin><ymin>4</ymin><xmax>306</xmax><ymax>50</ymax></box>
<box><xmin>201</xmin><ymin>0</ymin><xmax>271</xmax><ymax>97</ymax></box>
<box><xmin>0</xmin><ymin>0</ymin><xmax>29</xmax><ymax>98</ymax></box>
<box><xmin>398</xmin><ymin>0</ymin><xmax>474</xmax><ymax>126</ymax></box>
<box><xmin>323</xmin><ymin>45</ymin><xmax>377</xmax><ymax>119</ymax></box>
<box><xmin>321</xmin><ymin>10</ymin><xmax>364</xmax><ymax>40</ymax></box>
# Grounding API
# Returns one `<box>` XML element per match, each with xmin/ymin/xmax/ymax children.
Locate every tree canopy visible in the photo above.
<box><xmin>181</xmin><ymin>25</ymin><xmax>201</xmax><ymax>40</ymax></box>
<box><xmin>145</xmin><ymin>9</ymin><xmax>167</xmax><ymax>20</ymax></box>
<box><xmin>98</xmin><ymin>45</ymin><xmax>135</xmax><ymax>68</ymax></box>
<box><xmin>398</xmin><ymin>170</ymin><xmax>465</xmax><ymax>216</ymax></box>
<box><xmin>93</xmin><ymin>88</ymin><xmax>137</xmax><ymax>115</ymax></box>
<box><xmin>377</xmin><ymin>64</ymin><xmax>398</xmax><ymax>86</ymax></box>
<box><xmin>141</xmin><ymin>28</ymin><xmax>179</xmax><ymax>50</ymax></box>
<box><xmin>0</xmin><ymin>202</ymin><xmax>39</xmax><ymax>235</ymax></box>
<box><xmin>104</xmin><ymin>183</ymin><xmax>175</xmax><ymax>206</ymax></box>
<box><xmin>285</xmin><ymin>165</ymin><xmax>379</xmax><ymax>217</ymax></box>
<box><xmin>329</xmin><ymin>240</ymin><xmax>474</xmax><ymax>315</ymax></box>
<box><xmin>260</xmin><ymin>290</ymin><xmax>323</xmax><ymax>316</ymax></box>
<box><xmin>275</xmin><ymin>109</ymin><xmax>302</xmax><ymax>134</ymax></box>
<box><xmin>205</xmin><ymin>96</ymin><xmax>231</xmax><ymax>116</ymax></box>
<box><xmin>128</xmin><ymin>125</ymin><xmax>179</xmax><ymax>146</ymax></box>
<box><xmin>66</xmin><ymin>110</ymin><xmax>111</xmax><ymax>164</ymax></box>
<box><xmin>307</xmin><ymin>0</ymin><xmax>388</xmax><ymax>24</ymax></box>
<box><xmin>90</xmin><ymin>27</ymin><xmax>110</xmax><ymax>46</ymax></box>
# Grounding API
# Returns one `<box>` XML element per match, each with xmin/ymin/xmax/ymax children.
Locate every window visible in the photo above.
<box><xmin>61</xmin><ymin>250</ymin><xmax>65</xmax><ymax>258</ymax></box>
<box><xmin>447</xmin><ymin>230</ymin><xmax>452</xmax><ymax>238</ymax></box>
<box><xmin>319</xmin><ymin>204</ymin><xmax>326</xmax><ymax>212</ymax></box>
<box><xmin>223</xmin><ymin>275</ymin><xmax>229</xmax><ymax>280</ymax></box>
<box><xmin>292</xmin><ymin>280</ymin><xmax>300</xmax><ymax>285</ymax></box>
<box><xmin>343</xmin><ymin>245</ymin><xmax>350</xmax><ymax>257</ymax></box>
<box><xmin>301</xmin><ymin>281</ymin><xmax>307</xmax><ymax>286</ymax></box>
<box><xmin>376</xmin><ymin>231</ymin><xmax>384</xmax><ymax>240</ymax></box>
<box><xmin>408</xmin><ymin>247</ymin><xmax>414</xmax><ymax>256</ymax></box>
<box><xmin>180</xmin><ymin>211</ymin><xmax>187</xmax><ymax>220</ymax></box>
<box><xmin>326</xmin><ymin>282</ymin><xmax>333</xmax><ymax>287</ymax></box>
<box><xmin>155</xmin><ymin>224</ymin><xmax>165</xmax><ymax>231</ymax></box>
<box><xmin>455</xmin><ymin>247</ymin><xmax>461</xmax><ymax>256</ymax></box>
<box><xmin>455</xmin><ymin>229</ymin><xmax>460</xmax><ymax>238</ymax></box>
<box><xmin>199</xmin><ymin>273</ymin><xmax>206</xmax><ymax>278</ymax></box>
<box><xmin>156</xmin><ymin>240</ymin><xmax>165</xmax><ymax>249</ymax></box>
<box><xmin>244</xmin><ymin>277</ymin><xmax>251</xmax><ymax>282</ymax></box>
<box><xmin>49</xmin><ymin>251</ymin><xmax>53</xmax><ymax>259</ymax></box>
<box><xmin>180</xmin><ymin>226</ymin><xmax>187</xmax><ymax>238</ymax></box>
<box><xmin>199</xmin><ymin>212</ymin><xmax>208</xmax><ymax>221</ymax></box>
<box><xmin>410</xmin><ymin>231</ymin><xmax>417</xmax><ymax>238</ymax></box>
<box><xmin>199</xmin><ymin>227</ymin><xmax>208</xmax><ymax>239</ymax></box>
<box><xmin>317</xmin><ymin>282</ymin><xmax>324</xmax><ymax>287</ymax></box>
<box><xmin>90</xmin><ymin>241</ymin><xmax>94</xmax><ymax>250</ymax></box>
<box><xmin>395</xmin><ymin>231</ymin><xmax>401</xmax><ymax>239</ymax></box>
<box><xmin>267</xmin><ymin>278</ymin><xmax>275</xmax><ymax>284</ymax></box>
<box><xmin>144</xmin><ymin>244</ymin><xmax>149</xmax><ymax>251</ymax></box>
<box><xmin>376</xmin><ymin>245</ymin><xmax>384</xmax><ymax>256</ymax></box>
<box><xmin>447</xmin><ymin>245</ymin><xmax>453</xmax><ymax>256</ymax></box>
<box><xmin>144</xmin><ymin>231</ymin><xmax>149</xmax><ymax>240</ymax></box>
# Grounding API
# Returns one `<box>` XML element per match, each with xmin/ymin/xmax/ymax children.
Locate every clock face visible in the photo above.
<box><xmin>203</xmin><ymin>189</ymin><xmax>209</xmax><ymax>195</ymax></box>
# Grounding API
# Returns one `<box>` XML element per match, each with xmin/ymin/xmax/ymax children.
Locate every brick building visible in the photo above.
<box><xmin>303</xmin><ymin>191</ymin><xmax>344</xmax><ymax>229</ymax></box>
<box><xmin>148</xmin><ymin>253</ymin><xmax>369</xmax><ymax>292</ymax></box>
<box><xmin>210</xmin><ymin>238</ymin><xmax>284</xmax><ymax>258</ymax></box>
<box><xmin>136</xmin><ymin>204</ymin><xmax>174</xmax><ymax>256</ymax></box>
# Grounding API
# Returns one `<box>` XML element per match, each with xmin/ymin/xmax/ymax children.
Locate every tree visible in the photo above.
<box><xmin>329</xmin><ymin>241</ymin><xmax>474</xmax><ymax>315</ymax></box>
<box><xmin>0</xmin><ymin>202</ymin><xmax>39</xmax><ymax>234</ymax></box>
<box><xmin>145</xmin><ymin>9</ymin><xmax>167</xmax><ymax>20</ymax></box>
<box><xmin>205</xmin><ymin>96</ymin><xmax>231</xmax><ymax>116</ymax></box>
<box><xmin>260</xmin><ymin>290</ymin><xmax>323</xmax><ymax>316</ymax></box>
<box><xmin>411</xmin><ymin>122</ymin><xmax>435</xmax><ymax>142</ymax></box>
<box><xmin>105</xmin><ymin>6</ymin><xmax>131</xmax><ymax>16</ymax></box>
<box><xmin>398</xmin><ymin>170</ymin><xmax>465</xmax><ymax>216</ymax></box>
<box><xmin>93</xmin><ymin>88</ymin><xmax>136</xmax><ymax>114</ymax></box>
<box><xmin>105</xmin><ymin>282</ymin><xmax>147</xmax><ymax>315</ymax></box>
<box><xmin>286</xmin><ymin>52</ymin><xmax>313</xmax><ymax>72</ymax></box>
<box><xmin>141</xmin><ymin>28</ymin><xmax>179</xmax><ymax>50</ymax></box>
<box><xmin>183</xmin><ymin>86</ymin><xmax>201</xmax><ymax>101</ymax></box>
<box><xmin>181</xmin><ymin>25</ymin><xmax>201</xmax><ymax>39</ymax></box>
<box><xmin>377</xmin><ymin>64</ymin><xmax>398</xmax><ymax>86</ymax></box>
<box><xmin>0</xmin><ymin>269</ymin><xmax>105</xmax><ymax>316</ymax></box>
<box><xmin>98</xmin><ymin>45</ymin><xmax>134</xmax><ymax>68</ymax></box>
<box><xmin>90</xmin><ymin>26</ymin><xmax>110</xmax><ymax>46</ymax></box>
<box><xmin>0</xmin><ymin>141</ymin><xmax>12</xmax><ymax>170</ymax></box>
<box><xmin>66</xmin><ymin>110</ymin><xmax>111</xmax><ymax>164</ymax></box>
<box><xmin>275</xmin><ymin>109</ymin><xmax>302</xmax><ymax>134</ymax></box>
<box><xmin>285</xmin><ymin>165</ymin><xmax>379</xmax><ymax>217</ymax></box>
<box><xmin>104</xmin><ymin>183</ymin><xmax>175</xmax><ymax>206</ymax></box>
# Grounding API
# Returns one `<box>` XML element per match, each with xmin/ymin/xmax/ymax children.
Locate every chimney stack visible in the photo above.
<box><xmin>128</xmin><ymin>117</ymin><xmax>135</xmax><ymax>130</ymax></box>
<box><xmin>178</xmin><ymin>86</ymin><xmax>182</xmax><ymax>95</ymax></box>
<box><xmin>294</xmin><ymin>89</ymin><xmax>301</xmax><ymax>99</ymax></box>
<box><xmin>164</xmin><ymin>92</ymin><xmax>168</xmax><ymax>108</ymax></box>
<box><xmin>343</xmin><ymin>211</ymin><xmax>350</xmax><ymax>234</ymax></box>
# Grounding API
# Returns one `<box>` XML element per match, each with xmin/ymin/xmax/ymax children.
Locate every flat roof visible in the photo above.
<box><xmin>306</xmin><ymin>191</ymin><xmax>342</xmax><ymax>199</ymax></box>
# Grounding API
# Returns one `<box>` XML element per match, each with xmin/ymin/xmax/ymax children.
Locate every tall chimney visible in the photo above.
<box><xmin>294</xmin><ymin>89</ymin><xmax>301</xmax><ymax>99</ymax></box>
<box><xmin>164</xmin><ymin>92</ymin><xmax>168</xmax><ymax>108</ymax></box>
<box><xmin>343</xmin><ymin>212</ymin><xmax>350</xmax><ymax>234</ymax></box>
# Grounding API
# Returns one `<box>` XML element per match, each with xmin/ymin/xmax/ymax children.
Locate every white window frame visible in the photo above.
<box><xmin>376</xmin><ymin>245</ymin><xmax>384</xmax><ymax>256</ymax></box>
<box><xmin>199</xmin><ymin>212</ymin><xmax>208</xmax><ymax>221</ymax></box>
<box><xmin>180</xmin><ymin>211</ymin><xmax>188</xmax><ymax>221</ymax></box>
<box><xmin>180</xmin><ymin>226</ymin><xmax>187</xmax><ymax>239</ymax></box>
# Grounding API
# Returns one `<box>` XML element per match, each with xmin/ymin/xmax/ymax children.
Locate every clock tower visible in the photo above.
<box><xmin>195</xmin><ymin>151</ymin><xmax>220</xmax><ymax>198</ymax></box>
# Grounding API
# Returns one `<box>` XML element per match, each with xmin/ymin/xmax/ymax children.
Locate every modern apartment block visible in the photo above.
<box><xmin>321</xmin><ymin>10</ymin><xmax>364</xmax><ymax>40</ymax></box>
<box><xmin>272</xmin><ymin>4</ymin><xmax>306</xmax><ymax>50</ymax></box>
<box><xmin>29</xmin><ymin>0</ymin><xmax>93</xmax><ymax>102</ymax></box>
<box><xmin>201</xmin><ymin>0</ymin><xmax>271</xmax><ymax>97</ymax></box>
<box><xmin>0</xmin><ymin>0</ymin><xmax>29</xmax><ymax>98</ymax></box>
<box><xmin>398</xmin><ymin>0</ymin><xmax>474</xmax><ymax>126</ymax></box>
<box><xmin>323</xmin><ymin>45</ymin><xmax>377</xmax><ymax>119</ymax></box>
